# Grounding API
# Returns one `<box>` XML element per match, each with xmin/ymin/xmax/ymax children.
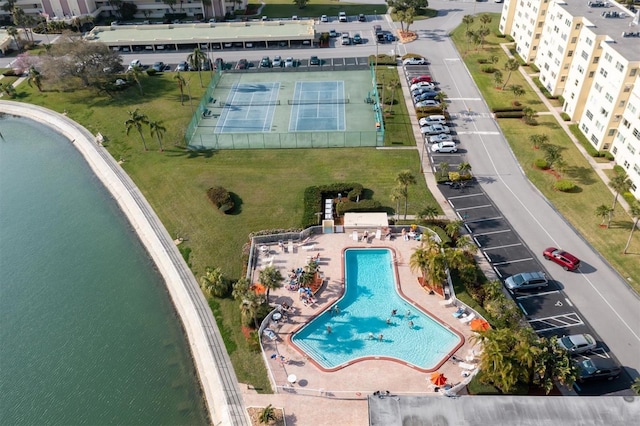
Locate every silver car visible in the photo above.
<box><xmin>504</xmin><ymin>271</ymin><xmax>548</xmax><ymax>292</ymax></box>
<box><xmin>556</xmin><ymin>334</ymin><xmax>596</xmax><ymax>354</ymax></box>
<box><xmin>428</xmin><ymin>134</ymin><xmax>453</xmax><ymax>144</ymax></box>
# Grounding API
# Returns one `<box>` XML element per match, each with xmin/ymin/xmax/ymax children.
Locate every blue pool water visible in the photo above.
<box><xmin>292</xmin><ymin>249</ymin><xmax>461</xmax><ymax>370</ymax></box>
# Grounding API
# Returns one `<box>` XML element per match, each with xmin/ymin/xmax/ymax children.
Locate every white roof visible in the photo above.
<box><xmin>343</xmin><ymin>212</ymin><xmax>389</xmax><ymax>228</ymax></box>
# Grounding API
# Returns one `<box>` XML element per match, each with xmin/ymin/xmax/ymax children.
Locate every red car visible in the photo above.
<box><xmin>410</xmin><ymin>75</ymin><xmax>432</xmax><ymax>84</ymax></box>
<box><xmin>543</xmin><ymin>247</ymin><xmax>580</xmax><ymax>271</ymax></box>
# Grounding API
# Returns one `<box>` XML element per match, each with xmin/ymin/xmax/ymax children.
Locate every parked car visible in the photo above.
<box><xmin>410</xmin><ymin>75</ymin><xmax>433</xmax><ymax>84</ymax></box>
<box><xmin>421</xmin><ymin>124</ymin><xmax>450</xmax><ymax>135</ymax></box>
<box><xmin>176</xmin><ymin>61</ymin><xmax>189</xmax><ymax>71</ymax></box>
<box><xmin>260</xmin><ymin>56</ymin><xmax>271</xmax><ymax>68</ymax></box>
<box><xmin>403</xmin><ymin>57</ymin><xmax>428</xmax><ymax>66</ymax></box>
<box><xmin>329</xmin><ymin>29</ymin><xmax>338</xmax><ymax>37</ymax></box>
<box><xmin>431</xmin><ymin>141</ymin><xmax>458</xmax><ymax>153</ymax></box>
<box><xmin>358</xmin><ymin>13</ymin><xmax>366</xmax><ymax>22</ymax></box>
<box><xmin>543</xmin><ymin>247</ymin><xmax>580</xmax><ymax>271</ymax></box>
<box><xmin>201</xmin><ymin>59</ymin><xmax>212</xmax><ymax>71</ymax></box>
<box><xmin>339</xmin><ymin>12</ymin><xmax>347</xmax><ymax>22</ymax></box>
<box><xmin>214</xmin><ymin>58</ymin><xmax>224</xmax><ymax>70</ymax></box>
<box><xmin>310</xmin><ymin>56</ymin><xmax>321</xmax><ymax>65</ymax></box>
<box><xmin>415</xmin><ymin>100</ymin><xmax>439</xmax><ymax>108</ymax></box>
<box><xmin>411</xmin><ymin>82</ymin><xmax>437</xmax><ymax>91</ymax></box>
<box><xmin>414</xmin><ymin>92</ymin><xmax>438</xmax><ymax>102</ymax></box>
<box><xmin>412</xmin><ymin>88</ymin><xmax>437</xmax><ymax>96</ymax></box>
<box><xmin>428</xmin><ymin>134</ymin><xmax>453</xmax><ymax>144</ymax></box>
<box><xmin>419</xmin><ymin>115</ymin><xmax>447</xmax><ymax>126</ymax></box>
<box><xmin>504</xmin><ymin>271</ymin><xmax>548</xmax><ymax>292</ymax></box>
<box><xmin>576</xmin><ymin>358</ymin><xmax>622</xmax><ymax>382</ymax></box>
<box><xmin>285</xmin><ymin>57</ymin><xmax>295</xmax><ymax>67</ymax></box>
<box><xmin>320</xmin><ymin>14</ymin><xmax>328</xmax><ymax>23</ymax></box>
<box><xmin>353</xmin><ymin>33</ymin><xmax>362</xmax><ymax>44</ymax></box>
<box><xmin>151</xmin><ymin>61</ymin><xmax>165</xmax><ymax>72</ymax></box>
<box><xmin>556</xmin><ymin>334</ymin><xmax>597</xmax><ymax>354</ymax></box>
<box><xmin>235</xmin><ymin>59</ymin><xmax>248</xmax><ymax>70</ymax></box>
<box><xmin>127</xmin><ymin>59</ymin><xmax>142</xmax><ymax>71</ymax></box>
<box><xmin>341</xmin><ymin>33</ymin><xmax>351</xmax><ymax>45</ymax></box>
<box><xmin>273</xmin><ymin>55</ymin><xmax>282</xmax><ymax>67</ymax></box>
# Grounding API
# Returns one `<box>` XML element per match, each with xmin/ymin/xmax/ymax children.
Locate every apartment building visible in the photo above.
<box><xmin>501</xmin><ymin>0</ymin><xmax>640</xmax><ymax>197</ymax></box>
<box><xmin>0</xmin><ymin>0</ymin><xmax>240</xmax><ymax>21</ymax></box>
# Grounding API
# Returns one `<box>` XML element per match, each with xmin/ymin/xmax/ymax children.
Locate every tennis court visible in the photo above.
<box><xmin>189</xmin><ymin>69</ymin><xmax>381</xmax><ymax>149</ymax></box>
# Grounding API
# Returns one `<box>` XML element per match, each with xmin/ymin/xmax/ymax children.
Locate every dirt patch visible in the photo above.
<box><xmin>247</xmin><ymin>407</ymin><xmax>285</xmax><ymax>426</ymax></box>
<box><xmin>398</xmin><ymin>31</ymin><xmax>417</xmax><ymax>43</ymax></box>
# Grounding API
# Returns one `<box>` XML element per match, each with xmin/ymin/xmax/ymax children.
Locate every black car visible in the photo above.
<box><xmin>358</xmin><ymin>14</ymin><xmax>366</xmax><ymax>22</ymax></box>
<box><xmin>260</xmin><ymin>56</ymin><xmax>271</xmax><ymax>68</ymax></box>
<box><xmin>576</xmin><ymin>358</ymin><xmax>622</xmax><ymax>382</ymax></box>
<box><xmin>151</xmin><ymin>61</ymin><xmax>165</xmax><ymax>72</ymax></box>
<box><xmin>214</xmin><ymin>58</ymin><xmax>224</xmax><ymax>70</ymax></box>
<box><xmin>309</xmin><ymin>56</ymin><xmax>321</xmax><ymax>66</ymax></box>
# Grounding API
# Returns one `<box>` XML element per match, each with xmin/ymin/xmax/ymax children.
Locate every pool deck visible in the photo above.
<box><xmin>244</xmin><ymin>232</ymin><xmax>482</xmax><ymax>425</ymax></box>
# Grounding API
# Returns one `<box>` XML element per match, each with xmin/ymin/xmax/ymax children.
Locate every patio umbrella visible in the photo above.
<box><xmin>470</xmin><ymin>318</ymin><xmax>490</xmax><ymax>332</ymax></box>
<box><xmin>430</xmin><ymin>372</ymin><xmax>447</xmax><ymax>387</ymax></box>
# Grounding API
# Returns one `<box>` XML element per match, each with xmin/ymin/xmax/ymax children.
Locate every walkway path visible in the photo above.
<box><xmin>0</xmin><ymin>101</ymin><xmax>250</xmax><ymax>426</ymax></box>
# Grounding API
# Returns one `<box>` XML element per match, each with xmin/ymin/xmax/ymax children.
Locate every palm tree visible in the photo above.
<box><xmin>609</xmin><ymin>172</ymin><xmax>632</xmax><ymax>211</ymax></box>
<box><xmin>542</xmin><ymin>144</ymin><xmax>562</xmax><ymax>169</ymax></box>
<box><xmin>502</xmin><ymin>58</ymin><xmax>520</xmax><ymax>89</ymax></box>
<box><xmin>130</xmin><ymin>65</ymin><xmax>145</xmax><ymax>95</ymax></box>
<box><xmin>509</xmin><ymin>84</ymin><xmax>525</xmax><ymax>105</ymax></box>
<box><xmin>390</xmin><ymin>187</ymin><xmax>403</xmax><ymax>221</ymax></box>
<box><xmin>199</xmin><ymin>266</ymin><xmax>227</xmax><ymax>297</ymax></box>
<box><xmin>7</xmin><ymin>26</ymin><xmax>20</xmax><ymax>51</ymax></box>
<box><xmin>410</xmin><ymin>238</ymin><xmax>447</xmax><ymax>292</ymax></box>
<box><xmin>240</xmin><ymin>291</ymin><xmax>263</xmax><ymax>328</ymax></box>
<box><xmin>493</xmin><ymin>70</ymin><xmax>503</xmax><ymax>88</ymax></box>
<box><xmin>595</xmin><ymin>204</ymin><xmax>612</xmax><ymax>227</ymax></box>
<box><xmin>232</xmin><ymin>277</ymin><xmax>251</xmax><ymax>301</ymax></box>
<box><xmin>444</xmin><ymin>220</ymin><xmax>464</xmax><ymax>238</ymax></box>
<box><xmin>187</xmin><ymin>47</ymin><xmax>207</xmax><ymax>87</ymax></box>
<box><xmin>522</xmin><ymin>106</ymin><xmax>537</xmax><ymax>125</ymax></box>
<box><xmin>477</xmin><ymin>27</ymin><xmax>490</xmax><ymax>49</ymax></box>
<box><xmin>529</xmin><ymin>133</ymin><xmax>548</xmax><ymax>149</ymax></box>
<box><xmin>462</xmin><ymin>14</ymin><xmax>474</xmax><ymax>32</ymax></box>
<box><xmin>623</xmin><ymin>202</ymin><xmax>640</xmax><ymax>254</ymax></box>
<box><xmin>258</xmin><ymin>404</ymin><xmax>276</xmax><ymax>424</ymax></box>
<box><xmin>26</xmin><ymin>66</ymin><xmax>42</xmax><ymax>91</ymax></box>
<box><xmin>258</xmin><ymin>265</ymin><xmax>284</xmax><ymax>303</ymax></box>
<box><xmin>386</xmin><ymin>79</ymin><xmax>401</xmax><ymax>113</ymax></box>
<box><xmin>438</xmin><ymin>161</ymin><xmax>450</xmax><ymax>181</ymax></box>
<box><xmin>395</xmin><ymin>170</ymin><xmax>417</xmax><ymax>220</ymax></box>
<box><xmin>632</xmin><ymin>377</ymin><xmax>640</xmax><ymax>395</ymax></box>
<box><xmin>0</xmin><ymin>82</ymin><xmax>17</xmax><ymax>98</ymax></box>
<box><xmin>174</xmin><ymin>72</ymin><xmax>186</xmax><ymax>105</ymax></box>
<box><xmin>479</xmin><ymin>13</ymin><xmax>492</xmax><ymax>28</ymax></box>
<box><xmin>417</xmin><ymin>205</ymin><xmax>439</xmax><ymax>222</ymax></box>
<box><xmin>125</xmin><ymin>109</ymin><xmax>150</xmax><ymax>151</ymax></box>
<box><xmin>149</xmin><ymin>120</ymin><xmax>166</xmax><ymax>151</ymax></box>
<box><xmin>435</xmin><ymin>91</ymin><xmax>447</xmax><ymax>115</ymax></box>
<box><xmin>458</xmin><ymin>161</ymin><xmax>472</xmax><ymax>177</ymax></box>
<box><xmin>464</xmin><ymin>30</ymin><xmax>475</xmax><ymax>53</ymax></box>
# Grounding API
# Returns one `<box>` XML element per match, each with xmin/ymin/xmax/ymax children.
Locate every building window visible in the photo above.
<box><xmin>585</xmin><ymin>37</ymin><xmax>592</xmax><ymax>45</ymax></box>
<box><xmin>571</xmin><ymin>37</ymin><xmax>577</xmax><ymax>43</ymax></box>
<box><xmin>581</xmin><ymin>123</ymin><xmax>589</xmax><ymax>133</ymax></box>
<box><xmin>536</xmin><ymin>33</ymin><xmax>541</xmax><ymax>39</ymax></box>
<box><xmin>560</xmin><ymin>76</ymin><xmax>566</xmax><ymax>82</ymax></box>
<box><xmin>586</xmin><ymin>110</ymin><xmax>593</xmax><ymax>120</ymax></box>
<box><xmin>630</xmin><ymin>68</ymin><xmax>637</xmax><ymax>77</ymax></box>
<box><xmin>605</xmin><ymin>93</ymin><xmax>613</xmax><ymax>102</ymax></box>
<box><xmin>618</xmin><ymin>100</ymin><xmax>625</xmax><ymax>108</ymax></box>
<box><xmin>604</xmin><ymin>52</ymin><xmax>612</xmax><ymax>62</ymax></box>
<box><xmin>594</xmin><ymin>83</ymin><xmax>602</xmax><ymax>92</ymax></box>
<box><xmin>567</xmin><ymin>50</ymin><xmax>573</xmax><ymax>57</ymax></box>
<box><xmin>577</xmin><ymin>66</ymin><xmax>584</xmax><ymax>74</ymax></box>
<box><xmin>591</xmin><ymin>134</ymin><xmax>599</xmax><ymax>145</ymax></box>
<box><xmin>623</xmin><ymin>161</ymin><xmax>630</xmax><ymax>169</ymax></box>
<box><xmin>634</xmin><ymin>164</ymin><xmax>640</xmax><ymax>175</ymax></box>
<box><xmin>600</xmin><ymin>108</ymin><xmax>609</xmax><ymax>117</ymax></box>
<box><xmin>588</xmin><ymin>71</ymin><xmax>595</xmax><ymax>78</ymax></box>
<box><xmin>608</xmin><ymin>129</ymin><xmax>616</xmax><ymax>137</ymax></box>
<box><xmin>624</xmin><ymin>86</ymin><xmax>631</xmax><ymax>92</ymax></box>
<box><xmin>628</xmin><ymin>144</ymin><xmax>637</xmax><ymax>155</ymax></box>
<box><xmin>581</xmin><ymin>50</ymin><xmax>588</xmax><ymax>60</ymax></box>
<box><xmin>612</xmin><ymin>146</ymin><xmax>618</xmax><ymax>154</ymax></box>
<box><xmin>599</xmin><ymin>68</ymin><xmax>607</xmax><ymax>78</ymax></box>
<box><xmin>538</xmin><ymin>21</ymin><xmax>544</xmax><ymax>28</ymax></box>
<box><xmin>615</xmin><ymin>62</ymin><xmax>624</xmax><ymax>72</ymax></box>
<box><xmin>593</xmin><ymin>56</ymin><xmax>600</xmax><ymax>64</ymax></box>
<box><xmin>633</xmin><ymin>128</ymin><xmax>640</xmax><ymax>140</ymax></box>
<box><xmin>623</xmin><ymin>119</ymin><xmax>631</xmax><ymax>129</ymax></box>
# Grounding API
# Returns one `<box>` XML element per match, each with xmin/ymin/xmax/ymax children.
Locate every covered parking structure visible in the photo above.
<box><xmin>85</xmin><ymin>20</ymin><xmax>316</xmax><ymax>52</ymax></box>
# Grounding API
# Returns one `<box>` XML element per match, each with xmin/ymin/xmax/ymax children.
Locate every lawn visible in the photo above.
<box><xmin>450</xmin><ymin>14</ymin><xmax>640</xmax><ymax>289</ymax></box>
<box><xmin>377</xmin><ymin>67</ymin><xmax>415</xmax><ymax>146</ymax></box>
<box><xmin>14</xmin><ymin>66</ymin><xmax>440</xmax><ymax>388</ymax></box>
<box><xmin>247</xmin><ymin>0</ymin><xmax>384</xmax><ymax>19</ymax></box>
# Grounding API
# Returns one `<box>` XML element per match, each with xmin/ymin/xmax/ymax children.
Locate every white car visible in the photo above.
<box><xmin>410</xmin><ymin>82</ymin><xmax>436</xmax><ymax>91</ymax></box>
<box><xmin>403</xmin><ymin>57</ymin><xmax>428</xmax><ymax>66</ymax></box>
<box><xmin>320</xmin><ymin>15</ymin><xmax>328</xmax><ymax>22</ymax></box>
<box><xmin>431</xmin><ymin>141</ymin><xmax>458</xmax><ymax>153</ymax></box>
<box><xmin>339</xmin><ymin>11</ymin><xmax>347</xmax><ymax>22</ymax></box>
<box><xmin>415</xmin><ymin>100</ymin><xmax>439</xmax><ymax>108</ymax></box>
<box><xmin>273</xmin><ymin>55</ymin><xmax>282</xmax><ymax>67</ymax></box>
<box><xmin>284</xmin><ymin>57</ymin><xmax>294</xmax><ymax>67</ymax></box>
<box><xmin>421</xmin><ymin>124</ymin><xmax>450</xmax><ymax>135</ymax></box>
<box><xmin>427</xmin><ymin>134</ymin><xmax>453</xmax><ymax>144</ymax></box>
<box><xmin>419</xmin><ymin>115</ymin><xmax>447</xmax><ymax>126</ymax></box>
<box><xmin>127</xmin><ymin>59</ymin><xmax>142</xmax><ymax>71</ymax></box>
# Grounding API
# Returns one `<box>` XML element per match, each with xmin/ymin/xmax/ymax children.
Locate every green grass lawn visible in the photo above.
<box><xmin>450</xmin><ymin>14</ymin><xmax>640</xmax><ymax>289</ymax></box>
<box><xmin>14</xmin><ymin>67</ymin><xmax>439</xmax><ymax>388</ymax></box>
<box><xmin>377</xmin><ymin>67</ymin><xmax>415</xmax><ymax>146</ymax></box>
<box><xmin>248</xmin><ymin>0</ymin><xmax>383</xmax><ymax>19</ymax></box>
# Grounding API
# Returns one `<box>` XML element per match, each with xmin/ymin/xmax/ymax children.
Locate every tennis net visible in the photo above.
<box><xmin>287</xmin><ymin>98</ymin><xmax>350</xmax><ymax>105</ymax></box>
<box><xmin>220</xmin><ymin>100</ymin><xmax>280</xmax><ymax>107</ymax></box>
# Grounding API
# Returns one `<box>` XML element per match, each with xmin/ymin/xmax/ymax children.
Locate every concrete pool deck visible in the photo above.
<box><xmin>245</xmin><ymin>232</ymin><xmax>483</xmax><ymax>424</ymax></box>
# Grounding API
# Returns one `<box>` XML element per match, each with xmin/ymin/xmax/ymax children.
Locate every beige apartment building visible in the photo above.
<box><xmin>501</xmin><ymin>0</ymin><xmax>640</xmax><ymax>197</ymax></box>
<box><xmin>0</xmin><ymin>0</ymin><xmax>242</xmax><ymax>21</ymax></box>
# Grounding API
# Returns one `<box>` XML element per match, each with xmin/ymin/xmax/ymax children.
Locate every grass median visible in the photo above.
<box><xmin>450</xmin><ymin>13</ymin><xmax>640</xmax><ymax>289</ymax></box>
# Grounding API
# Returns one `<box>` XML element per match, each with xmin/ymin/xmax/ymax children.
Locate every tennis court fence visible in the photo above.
<box><xmin>218</xmin><ymin>99</ymin><xmax>351</xmax><ymax>107</ymax></box>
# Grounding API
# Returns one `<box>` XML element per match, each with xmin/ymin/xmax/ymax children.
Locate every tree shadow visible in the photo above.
<box><xmin>165</xmin><ymin>146</ymin><xmax>218</xmax><ymax>158</ymax></box>
<box><xmin>227</xmin><ymin>192</ymin><xmax>243</xmax><ymax>215</ymax></box>
<box><xmin>564</xmin><ymin>166</ymin><xmax>597</xmax><ymax>186</ymax></box>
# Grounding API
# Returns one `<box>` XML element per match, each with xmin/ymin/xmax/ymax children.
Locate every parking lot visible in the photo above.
<box><xmin>404</xmin><ymin>63</ymin><xmax>635</xmax><ymax>396</ymax></box>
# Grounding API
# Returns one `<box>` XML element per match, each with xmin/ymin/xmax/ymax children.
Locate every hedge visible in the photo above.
<box><xmin>336</xmin><ymin>199</ymin><xmax>382</xmax><ymax>215</ymax></box>
<box><xmin>415</xmin><ymin>106</ymin><xmax>445</xmax><ymax>115</ymax></box>
<box><xmin>560</xmin><ymin>112</ymin><xmax>571</xmax><ymax>121</ymax></box>
<box><xmin>302</xmin><ymin>183</ymin><xmax>365</xmax><ymax>227</ymax></box>
<box><xmin>494</xmin><ymin>111</ymin><xmax>525</xmax><ymax>118</ymax></box>
<box><xmin>529</xmin><ymin>63</ymin><xmax>540</xmax><ymax>73</ymax></box>
<box><xmin>369</xmin><ymin>54</ymin><xmax>397</xmax><ymax>66</ymax></box>
<box><xmin>491</xmin><ymin>106</ymin><xmax>524</xmax><ymax>113</ymax></box>
<box><xmin>416</xmin><ymin>110</ymin><xmax>451</xmax><ymax>121</ymax></box>
<box><xmin>555</xmin><ymin>180</ymin><xmax>576</xmax><ymax>192</ymax></box>
<box><xmin>481</xmin><ymin>66</ymin><xmax>498</xmax><ymax>73</ymax></box>
<box><xmin>569</xmin><ymin>124</ymin><xmax>600</xmax><ymax>157</ymax></box>
<box><xmin>534</xmin><ymin>158</ymin><xmax>549</xmax><ymax>169</ymax></box>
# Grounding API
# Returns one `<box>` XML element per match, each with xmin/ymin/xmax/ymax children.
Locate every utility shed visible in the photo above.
<box><xmin>343</xmin><ymin>212</ymin><xmax>389</xmax><ymax>229</ymax></box>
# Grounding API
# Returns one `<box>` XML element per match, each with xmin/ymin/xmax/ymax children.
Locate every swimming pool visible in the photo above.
<box><xmin>291</xmin><ymin>248</ymin><xmax>462</xmax><ymax>371</ymax></box>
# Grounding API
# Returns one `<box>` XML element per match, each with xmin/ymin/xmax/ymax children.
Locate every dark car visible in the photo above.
<box><xmin>260</xmin><ymin>56</ymin><xmax>271</xmax><ymax>68</ymax></box>
<box><xmin>151</xmin><ymin>61</ymin><xmax>165</xmax><ymax>72</ymax></box>
<box><xmin>310</xmin><ymin>56</ymin><xmax>321</xmax><ymax>66</ymax></box>
<box><xmin>414</xmin><ymin>92</ymin><xmax>438</xmax><ymax>102</ymax></box>
<box><xmin>504</xmin><ymin>271</ymin><xmax>548</xmax><ymax>292</ymax></box>
<box><xmin>576</xmin><ymin>358</ymin><xmax>622</xmax><ymax>382</ymax></box>
<box><xmin>353</xmin><ymin>33</ymin><xmax>362</xmax><ymax>44</ymax></box>
<box><xmin>201</xmin><ymin>59</ymin><xmax>212</xmax><ymax>71</ymax></box>
<box><xmin>176</xmin><ymin>61</ymin><xmax>189</xmax><ymax>71</ymax></box>
<box><xmin>236</xmin><ymin>59</ymin><xmax>248</xmax><ymax>70</ymax></box>
<box><xmin>543</xmin><ymin>247</ymin><xmax>580</xmax><ymax>271</ymax></box>
<box><xmin>214</xmin><ymin>58</ymin><xmax>224</xmax><ymax>70</ymax></box>
<box><xmin>358</xmin><ymin>13</ymin><xmax>366</xmax><ymax>22</ymax></box>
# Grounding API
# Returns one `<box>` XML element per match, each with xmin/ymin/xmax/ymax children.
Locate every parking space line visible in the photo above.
<box><xmin>518</xmin><ymin>303</ymin><xmax>529</xmax><ymax>316</ymax></box>
<box><xmin>448</xmin><ymin>193</ymin><xmax>485</xmax><ymax>200</ymax></box>
<box><xmin>456</xmin><ymin>131</ymin><xmax>501</xmax><ymax>135</ymax></box>
<box><xmin>528</xmin><ymin>313</ymin><xmax>584</xmax><ymax>333</ymax></box>
<box><xmin>447</xmin><ymin>98</ymin><xmax>482</xmax><ymax>101</ymax></box>
<box><xmin>465</xmin><ymin>216</ymin><xmax>503</xmax><ymax>224</ymax></box>
<box><xmin>455</xmin><ymin>204</ymin><xmax>492</xmax><ymax>211</ymax></box>
<box><xmin>473</xmin><ymin>229</ymin><xmax>512</xmax><ymax>237</ymax></box>
<box><xmin>515</xmin><ymin>290</ymin><xmax>561</xmax><ymax>300</ymax></box>
<box><xmin>493</xmin><ymin>267</ymin><xmax>503</xmax><ymax>278</ymax></box>
<box><xmin>565</xmin><ymin>298</ymin><xmax>574</xmax><ymax>307</ymax></box>
<box><xmin>492</xmin><ymin>257</ymin><xmax>534</xmax><ymax>266</ymax></box>
<box><xmin>483</xmin><ymin>243</ymin><xmax>523</xmax><ymax>251</ymax></box>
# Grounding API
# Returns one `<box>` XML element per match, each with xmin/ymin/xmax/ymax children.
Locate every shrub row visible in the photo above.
<box><xmin>529</xmin><ymin>63</ymin><xmax>540</xmax><ymax>73</ymax></box>
<box><xmin>302</xmin><ymin>183</ymin><xmax>364</xmax><ymax>227</ymax></box>
<box><xmin>494</xmin><ymin>111</ymin><xmax>524</xmax><ymax>118</ymax></box>
<box><xmin>336</xmin><ymin>199</ymin><xmax>382</xmax><ymax>215</ymax></box>
<box><xmin>532</xmin><ymin>77</ymin><xmax>558</xmax><ymax>100</ymax></box>
<box><xmin>491</xmin><ymin>106</ymin><xmax>524</xmax><ymax>112</ymax></box>
<box><xmin>481</xmin><ymin>66</ymin><xmax>498</xmax><ymax>73</ymax></box>
<box><xmin>2</xmin><ymin>69</ymin><xmax>17</xmax><ymax>77</ymax></box>
<box><xmin>369</xmin><ymin>54</ymin><xmax>397</xmax><ymax>66</ymax></box>
<box><xmin>560</xmin><ymin>112</ymin><xmax>571</xmax><ymax>121</ymax></box>
<box><xmin>415</xmin><ymin>106</ymin><xmax>444</xmax><ymax>115</ymax></box>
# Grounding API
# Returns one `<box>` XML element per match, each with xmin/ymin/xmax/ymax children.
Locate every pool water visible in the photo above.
<box><xmin>291</xmin><ymin>248</ymin><xmax>461</xmax><ymax>370</ymax></box>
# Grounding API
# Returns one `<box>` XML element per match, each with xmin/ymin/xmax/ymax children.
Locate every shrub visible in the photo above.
<box><xmin>370</xmin><ymin>54</ymin><xmax>397</xmax><ymax>66</ymax></box>
<box><xmin>494</xmin><ymin>111</ymin><xmax>525</xmax><ymax>118</ymax></box>
<box><xmin>555</xmin><ymin>180</ymin><xmax>576</xmax><ymax>192</ymax></box>
<box><xmin>477</xmin><ymin>58</ymin><xmax>489</xmax><ymax>64</ymax></box>
<box><xmin>604</xmin><ymin>152</ymin><xmax>614</xmax><ymax>161</ymax></box>
<box><xmin>467</xmin><ymin>374</ymin><xmax>502</xmax><ymax>395</ymax></box>
<box><xmin>207</xmin><ymin>186</ymin><xmax>234</xmax><ymax>213</ymax></box>
<box><xmin>427</xmin><ymin>225</ymin><xmax>451</xmax><ymax>245</ymax></box>
<box><xmin>613</xmin><ymin>165</ymin><xmax>626</xmax><ymax>174</ymax></box>
<box><xmin>534</xmin><ymin>158</ymin><xmax>549</xmax><ymax>169</ymax></box>
<box><xmin>569</xmin><ymin>124</ymin><xmax>600</xmax><ymax>157</ymax></box>
<box><xmin>560</xmin><ymin>112</ymin><xmax>571</xmax><ymax>121</ymax></box>
<box><xmin>448</xmin><ymin>171</ymin><xmax>461</xmax><ymax>181</ymax></box>
<box><xmin>416</xmin><ymin>111</ymin><xmax>451</xmax><ymax>121</ymax></box>
<box><xmin>491</xmin><ymin>106</ymin><xmax>524</xmax><ymax>112</ymax></box>
<box><xmin>145</xmin><ymin>69</ymin><xmax>157</xmax><ymax>76</ymax></box>
<box><xmin>302</xmin><ymin>183</ymin><xmax>365</xmax><ymax>227</ymax></box>
<box><xmin>2</xmin><ymin>69</ymin><xmax>17</xmax><ymax>77</ymax></box>
<box><xmin>529</xmin><ymin>63</ymin><xmax>539</xmax><ymax>72</ymax></box>
<box><xmin>496</xmin><ymin>33</ymin><xmax>507</xmax><ymax>38</ymax></box>
<box><xmin>558</xmin><ymin>95</ymin><xmax>565</xmax><ymax>105</ymax></box>
<box><xmin>402</xmin><ymin>53</ymin><xmax>422</xmax><ymax>60</ymax></box>
<box><xmin>415</xmin><ymin>106</ymin><xmax>443</xmax><ymax>115</ymax></box>
<box><xmin>481</xmin><ymin>65</ymin><xmax>497</xmax><ymax>73</ymax></box>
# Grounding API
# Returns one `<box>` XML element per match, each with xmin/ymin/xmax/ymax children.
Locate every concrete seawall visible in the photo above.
<box><xmin>0</xmin><ymin>101</ymin><xmax>249</xmax><ymax>426</ymax></box>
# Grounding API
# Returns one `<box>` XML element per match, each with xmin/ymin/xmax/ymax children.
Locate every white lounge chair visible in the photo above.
<box><xmin>439</xmin><ymin>299</ymin><xmax>454</xmax><ymax>307</ymax></box>
<box><xmin>352</xmin><ymin>231</ymin><xmax>358</xmax><ymax>241</ymax></box>
<box><xmin>303</xmin><ymin>244</ymin><xmax>316</xmax><ymax>251</ymax></box>
<box><xmin>460</xmin><ymin>312</ymin><xmax>476</xmax><ymax>324</ymax></box>
<box><xmin>262</xmin><ymin>328</ymin><xmax>277</xmax><ymax>341</ymax></box>
<box><xmin>459</xmin><ymin>362</ymin><xmax>476</xmax><ymax>371</ymax></box>
<box><xmin>288</xmin><ymin>240</ymin><xmax>294</xmax><ymax>254</ymax></box>
<box><xmin>375</xmin><ymin>229</ymin><xmax>382</xmax><ymax>240</ymax></box>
